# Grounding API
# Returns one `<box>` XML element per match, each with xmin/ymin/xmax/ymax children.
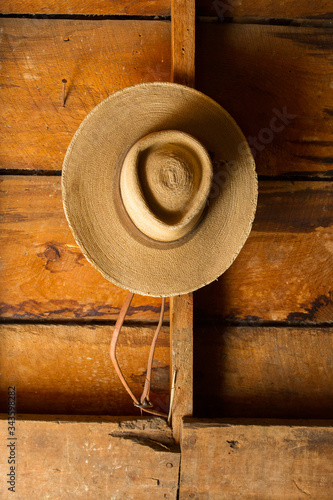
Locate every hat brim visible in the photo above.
<box><xmin>62</xmin><ymin>82</ymin><xmax>257</xmax><ymax>297</ymax></box>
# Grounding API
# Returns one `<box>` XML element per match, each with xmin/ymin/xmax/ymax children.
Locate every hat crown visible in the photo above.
<box><xmin>120</xmin><ymin>130</ymin><xmax>213</xmax><ymax>242</ymax></box>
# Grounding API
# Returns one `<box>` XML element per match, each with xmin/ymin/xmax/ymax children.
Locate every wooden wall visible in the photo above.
<box><xmin>193</xmin><ymin>8</ymin><xmax>333</xmax><ymax>420</ymax></box>
<box><xmin>0</xmin><ymin>14</ymin><xmax>172</xmax><ymax>416</ymax></box>
<box><xmin>0</xmin><ymin>0</ymin><xmax>332</xmax><ymax>422</ymax></box>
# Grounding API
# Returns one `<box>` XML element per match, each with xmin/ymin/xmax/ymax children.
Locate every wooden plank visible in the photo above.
<box><xmin>0</xmin><ymin>323</ymin><xmax>170</xmax><ymax>416</ymax></box>
<box><xmin>195</xmin><ymin>181</ymin><xmax>333</xmax><ymax>323</ymax></box>
<box><xmin>196</xmin><ymin>23</ymin><xmax>333</xmax><ymax>176</ymax></box>
<box><xmin>180</xmin><ymin>419</ymin><xmax>333</xmax><ymax>499</ymax></box>
<box><xmin>0</xmin><ymin>18</ymin><xmax>171</xmax><ymax>171</ymax></box>
<box><xmin>170</xmin><ymin>294</ymin><xmax>193</xmax><ymax>444</ymax></box>
<box><xmin>194</xmin><ymin>326</ymin><xmax>333</xmax><ymax>419</ymax></box>
<box><xmin>0</xmin><ymin>416</ymin><xmax>180</xmax><ymax>499</ymax></box>
<box><xmin>171</xmin><ymin>0</ymin><xmax>195</xmax><ymax>87</ymax></box>
<box><xmin>169</xmin><ymin>0</ymin><xmax>195</xmax><ymax>445</ymax></box>
<box><xmin>0</xmin><ymin>0</ymin><xmax>171</xmax><ymax>16</ymax></box>
<box><xmin>1</xmin><ymin>0</ymin><xmax>331</xmax><ymax>19</ymax></box>
<box><xmin>2</xmin><ymin>177</ymin><xmax>331</xmax><ymax>323</ymax></box>
<box><xmin>0</xmin><ymin>176</ymin><xmax>169</xmax><ymax>321</ymax></box>
<box><xmin>196</xmin><ymin>0</ymin><xmax>333</xmax><ymax>19</ymax></box>
<box><xmin>1</xmin><ymin>21</ymin><xmax>332</xmax><ymax>177</ymax></box>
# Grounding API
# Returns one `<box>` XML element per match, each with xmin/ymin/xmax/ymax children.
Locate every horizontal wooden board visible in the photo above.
<box><xmin>180</xmin><ymin>419</ymin><xmax>333</xmax><ymax>499</ymax></box>
<box><xmin>195</xmin><ymin>181</ymin><xmax>333</xmax><ymax>323</ymax></box>
<box><xmin>196</xmin><ymin>23</ymin><xmax>333</xmax><ymax>176</ymax></box>
<box><xmin>196</xmin><ymin>0</ymin><xmax>333</xmax><ymax>19</ymax></box>
<box><xmin>0</xmin><ymin>18</ymin><xmax>171</xmax><ymax>171</ymax></box>
<box><xmin>0</xmin><ymin>323</ymin><xmax>170</xmax><ymax>415</ymax></box>
<box><xmin>1</xmin><ymin>21</ymin><xmax>333</xmax><ymax>177</ymax></box>
<box><xmin>0</xmin><ymin>0</ymin><xmax>171</xmax><ymax>16</ymax></box>
<box><xmin>0</xmin><ymin>416</ymin><xmax>180</xmax><ymax>499</ymax></box>
<box><xmin>1</xmin><ymin>0</ymin><xmax>331</xmax><ymax>19</ymax></box>
<box><xmin>194</xmin><ymin>326</ymin><xmax>333</xmax><ymax>419</ymax></box>
<box><xmin>3</xmin><ymin>324</ymin><xmax>332</xmax><ymax>420</ymax></box>
<box><xmin>1</xmin><ymin>177</ymin><xmax>332</xmax><ymax>322</ymax></box>
<box><xmin>0</xmin><ymin>176</ymin><xmax>169</xmax><ymax>321</ymax></box>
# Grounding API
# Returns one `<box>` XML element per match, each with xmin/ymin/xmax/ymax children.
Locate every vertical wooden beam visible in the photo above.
<box><xmin>171</xmin><ymin>0</ymin><xmax>195</xmax><ymax>88</ymax></box>
<box><xmin>170</xmin><ymin>0</ymin><xmax>195</xmax><ymax>444</ymax></box>
<box><xmin>170</xmin><ymin>293</ymin><xmax>193</xmax><ymax>444</ymax></box>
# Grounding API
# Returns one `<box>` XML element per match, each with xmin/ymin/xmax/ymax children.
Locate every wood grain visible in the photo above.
<box><xmin>0</xmin><ymin>18</ymin><xmax>171</xmax><ymax>171</ymax></box>
<box><xmin>171</xmin><ymin>0</ymin><xmax>195</xmax><ymax>87</ymax></box>
<box><xmin>194</xmin><ymin>326</ymin><xmax>333</xmax><ymax>419</ymax></box>
<box><xmin>1</xmin><ymin>0</ymin><xmax>331</xmax><ymax>19</ymax></box>
<box><xmin>196</xmin><ymin>23</ymin><xmax>333</xmax><ymax>177</ymax></box>
<box><xmin>195</xmin><ymin>181</ymin><xmax>333</xmax><ymax>323</ymax></box>
<box><xmin>170</xmin><ymin>0</ymin><xmax>194</xmax><ymax>445</ymax></box>
<box><xmin>196</xmin><ymin>0</ymin><xmax>333</xmax><ymax>19</ymax></box>
<box><xmin>0</xmin><ymin>416</ymin><xmax>180</xmax><ymax>499</ymax></box>
<box><xmin>0</xmin><ymin>176</ymin><xmax>169</xmax><ymax>321</ymax></box>
<box><xmin>1</xmin><ymin>21</ymin><xmax>332</xmax><ymax>177</ymax></box>
<box><xmin>180</xmin><ymin>419</ymin><xmax>333</xmax><ymax>499</ymax></box>
<box><xmin>170</xmin><ymin>294</ymin><xmax>193</xmax><ymax>443</ymax></box>
<box><xmin>0</xmin><ymin>323</ymin><xmax>170</xmax><ymax>415</ymax></box>
<box><xmin>0</xmin><ymin>0</ymin><xmax>171</xmax><ymax>16</ymax></box>
<box><xmin>2</xmin><ymin>177</ymin><xmax>331</xmax><ymax>323</ymax></box>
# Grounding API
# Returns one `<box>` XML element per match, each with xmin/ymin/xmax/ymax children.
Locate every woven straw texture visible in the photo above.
<box><xmin>62</xmin><ymin>82</ymin><xmax>257</xmax><ymax>297</ymax></box>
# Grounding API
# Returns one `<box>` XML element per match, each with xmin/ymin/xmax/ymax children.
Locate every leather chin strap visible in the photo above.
<box><xmin>110</xmin><ymin>291</ymin><xmax>168</xmax><ymax>418</ymax></box>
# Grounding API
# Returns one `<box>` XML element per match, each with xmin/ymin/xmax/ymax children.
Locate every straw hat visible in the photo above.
<box><xmin>62</xmin><ymin>82</ymin><xmax>257</xmax><ymax>297</ymax></box>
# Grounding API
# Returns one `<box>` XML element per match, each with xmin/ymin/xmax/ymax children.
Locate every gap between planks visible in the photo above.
<box><xmin>0</xmin><ymin>14</ymin><xmax>332</xmax><ymax>29</ymax></box>
<box><xmin>1</xmin><ymin>170</ymin><xmax>333</xmax><ymax>181</ymax></box>
<box><xmin>0</xmin><ymin>13</ymin><xmax>171</xmax><ymax>20</ymax></box>
<box><xmin>197</xmin><ymin>16</ymin><xmax>333</xmax><ymax>28</ymax></box>
<box><xmin>0</xmin><ymin>318</ymin><xmax>331</xmax><ymax>328</ymax></box>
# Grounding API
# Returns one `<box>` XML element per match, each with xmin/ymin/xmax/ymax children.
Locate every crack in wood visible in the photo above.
<box><xmin>293</xmin><ymin>480</ymin><xmax>311</xmax><ymax>496</ymax></box>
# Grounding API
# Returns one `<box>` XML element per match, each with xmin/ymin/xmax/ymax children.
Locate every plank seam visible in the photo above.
<box><xmin>197</xmin><ymin>16</ymin><xmax>333</xmax><ymax>28</ymax></box>
<box><xmin>0</xmin><ymin>318</ymin><xmax>170</xmax><ymax>326</ymax></box>
<box><xmin>258</xmin><ymin>174</ymin><xmax>333</xmax><ymax>181</ymax></box>
<box><xmin>0</xmin><ymin>13</ymin><xmax>171</xmax><ymax>21</ymax></box>
<box><xmin>1</xmin><ymin>171</ymin><xmax>332</xmax><ymax>181</ymax></box>
<box><xmin>0</xmin><ymin>169</ymin><xmax>62</xmax><ymax>177</ymax></box>
<box><xmin>0</xmin><ymin>318</ymin><xmax>331</xmax><ymax>328</ymax></box>
<box><xmin>194</xmin><ymin>319</ymin><xmax>333</xmax><ymax>328</ymax></box>
<box><xmin>0</xmin><ymin>14</ymin><xmax>331</xmax><ymax>27</ymax></box>
<box><xmin>0</xmin><ymin>13</ymin><xmax>333</xmax><ymax>28</ymax></box>
<box><xmin>176</xmin><ymin>448</ymin><xmax>181</xmax><ymax>500</ymax></box>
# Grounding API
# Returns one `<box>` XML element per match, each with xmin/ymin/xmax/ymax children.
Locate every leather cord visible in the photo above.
<box><xmin>110</xmin><ymin>291</ymin><xmax>168</xmax><ymax>418</ymax></box>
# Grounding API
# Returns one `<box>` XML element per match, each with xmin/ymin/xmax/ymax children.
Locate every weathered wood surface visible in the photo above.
<box><xmin>194</xmin><ymin>327</ymin><xmax>333</xmax><ymax>419</ymax></box>
<box><xmin>2</xmin><ymin>322</ymin><xmax>332</xmax><ymax>420</ymax></box>
<box><xmin>0</xmin><ymin>324</ymin><xmax>170</xmax><ymax>415</ymax></box>
<box><xmin>171</xmin><ymin>0</ymin><xmax>195</xmax><ymax>87</ymax></box>
<box><xmin>0</xmin><ymin>0</ymin><xmax>171</xmax><ymax>16</ymax></box>
<box><xmin>180</xmin><ymin>419</ymin><xmax>333</xmax><ymax>499</ymax></box>
<box><xmin>196</xmin><ymin>0</ymin><xmax>333</xmax><ymax>20</ymax></box>
<box><xmin>170</xmin><ymin>294</ymin><xmax>193</xmax><ymax>444</ymax></box>
<box><xmin>1</xmin><ymin>21</ymin><xmax>332</xmax><ymax>177</ymax></box>
<box><xmin>196</xmin><ymin>23</ymin><xmax>333</xmax><ymax>177</ymax></box>
<box><xmin>0</xmin><ymin>176</ymin><xmax>169</xmax><ymax>321</ymax></box>
<box><xmin>0</xmin><ymin>416</ymin><xmax>180</xmax><ymax>499</ymax></box>
<box><xmin>0</xmin><ymin>18</ymin><xmax>171</xmax><ymax>171</ymax></box>
<box><xmin>1</xmin><ymin>177</ymin><xmax>331</xmax><ymax>323</ymax></box>
<box><xmin>169</xmin><ymin>0</ymin><xmax>194</xmax><ymax>445</ymax></box>
<box><xmin>1</xmin><ymin>0</ymin><xmax>331</xmax><ymax>19</ymax></box>
<box><xmin>195</xmin><ymin>181</ymin><xmax>333</xmax><ymax>323</ymax></box>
